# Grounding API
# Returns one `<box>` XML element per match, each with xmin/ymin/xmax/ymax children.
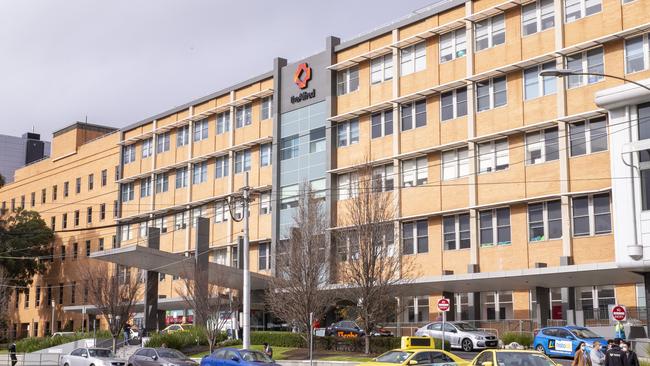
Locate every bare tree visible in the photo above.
<box><xmin>176</xmin><ymin>263</ymin><xmax>236</xmax><ymax>353</ymax></box>
<box><xmin>80</xmin><ymin>263</ymin><xmax>142</xmax><ymax>352</ymax></box>
<box><xmin>266</xmin><ymin>184</ymin><xmax>334</xmax><ymax>341</ymax></box>
<box><xmin>336</xmin><ymin>163</ymin><xmax>416</xmax><ymax>354</ymax></box>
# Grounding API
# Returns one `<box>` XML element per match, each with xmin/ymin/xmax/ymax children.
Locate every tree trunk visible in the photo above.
<box><xmin>364</xmin><ymin>335</ymin><xmax>370</xmax><ymax>354</ymax></box>
<box><xmin>112</xmin><ymin>336</ymin><xmax>117</xmax><ymax>353</ymax></box>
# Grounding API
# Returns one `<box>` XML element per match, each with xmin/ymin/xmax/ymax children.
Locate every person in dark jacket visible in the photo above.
<box><xmin>9</xmin><ymin>342</ymin><xmax>17</xmax><ymax>366</ymax></box>
<box><xmin>606</xmin><ymin>339</ymin><xmax>625</xmax><ymax>366</ymax></box>
<box><xmin>621</xmin><ymin>341</ymin><xmax>639</xmax><ymax>366</ymax></box>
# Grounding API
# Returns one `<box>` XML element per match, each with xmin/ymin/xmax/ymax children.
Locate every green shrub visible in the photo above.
<box><xmin>501</xmin><ymin>332</ymin><xmax>533</xmax><ymax>347</ymax></box>
<box><xmin>16</xmin><ymin>331</ymin><xmax>111</xmax><ymax>353</ymax></box>
<box><xmin>145</xmin><ymin>327</ymin><xmax>225</xmax><ymax>349</ymax></box>
<box><xmin>250</xmin><ymin>331</ymin><xmax>306</xmax><ymax>348</ymax></box>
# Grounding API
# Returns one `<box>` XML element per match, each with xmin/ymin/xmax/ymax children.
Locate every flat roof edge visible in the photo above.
<box><xmin>334</xmin><ymin>0</ymin><xmax>467</xmax><ymax>52</ymax></box>
<box><xmin>52</xmin><ymin>122</ymin><xmax>118</xmax><ymax>137</ymax></box>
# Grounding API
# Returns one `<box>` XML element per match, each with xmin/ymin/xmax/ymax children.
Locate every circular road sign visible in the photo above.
<box><xmin>437</xmin><ymin>298</ymin><xmax>451</xmax><ymax>312</ymax></box>
<box><xmin>612</xmin><ymin>305</ymin><xmax>626</xmax><ymax>321</ymax></box>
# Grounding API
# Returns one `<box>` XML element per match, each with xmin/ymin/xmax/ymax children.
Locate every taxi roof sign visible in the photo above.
<box><xmin>401</xmin><ymin>336</ymin><xmax>436</xmax><ymax>350</ymax></box>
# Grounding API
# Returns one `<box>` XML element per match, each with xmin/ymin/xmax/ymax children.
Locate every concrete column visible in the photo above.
<box><xmin>470</xmin><ymin>292</ymin><xmax>481</xmax><ymax>320</ymax></box>
<box><xmin>643</xmin><ymin>273</ymin><xmax>650</xmax><ymax>330</ymax></box>
<box><xmin>194</xmin><ymin>217</ymin><xmax>210</xmax><ymax>326</ymax></box>
<box><xmin>143</xmin><ymin>227</ymin><xmax>161</xmax><ymax>335</ymax></box>
<box><xmin>270</xmin><ymin>57</ymin><xmax>287</xmax><ymax>277</ymax></box>
<box><xmin>535</xmin><ymin>287</ymin><xmax>550</xmax><ymax>328</ymax></box>
<box><xmin>465</xmin><ymin>1</ymin><xmax>479</xmax><ymax>273</ymax></box>
<box><xmin>562</xmin><ymin>287</ymin><xmax>577</xmax><ymax>325</ymax></box>
<box><xmin>443</xmin><ymin>291</ymin><xmax>455</xmax><ymax>321</ymax></box>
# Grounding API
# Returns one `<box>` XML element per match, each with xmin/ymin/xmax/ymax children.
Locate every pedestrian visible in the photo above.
<box><xmin>263</xmin><ymin>342</ymin><xmax>273</xmax><ymax>358</ymax></box>
<box><xmin>615</xmin><ymin>321</ymin><xmax>626</xmax><ymax>340</ymax></box>
<box><xmin>621</xmin><ymin>341</ymin><xmax>639</xmax><ymax>366</ymax></box>
<box><xmin>607</xmin><ymin>339</ymin><xmax>616</xmax><ymax>350</ymax></box>
<box><xmin>605</xmin><ymin>339</ymin><xmax>624</xmax><ymax>366</ymax></box>
<box><xmin>573</xmin><ymin>342</ymin><xmax>590</xmax><ymax>366</ymax></box>
<box><xmin>9</xmin><ymin>342</ymin><xmax>17</xmax><ymax>366</ymax></box>
<box><xmin>123</xmin><ymin>323</ymin><xmax>131</xmax><ymax>345</ymax></box>
<box><xmin>591</xmin><ymin>341</ymin><xmax>606</xmax><ymax>366</ymax></box>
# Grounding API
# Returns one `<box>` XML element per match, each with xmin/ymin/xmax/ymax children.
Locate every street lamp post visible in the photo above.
<box><xmin>539</xmin><ymin>68</ymin><xmax>650</xmax><ymax>92</ymax></box>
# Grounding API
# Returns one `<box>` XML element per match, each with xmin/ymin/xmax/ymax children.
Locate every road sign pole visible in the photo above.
<box><xmin>442</xmin><ymin>310</ymin><xmax>446</xmax><ymax>351</ymax></box>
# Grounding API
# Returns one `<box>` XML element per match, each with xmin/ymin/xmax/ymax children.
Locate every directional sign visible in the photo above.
<box><xmin>437</xmin><ymin>298</ymin><xmax>451</xmax><ymax>312</ymax></box>
<box><xmin>612</xmin><ymin>305</ymin><xmax>627</xmax><ymax>321</ymax></box>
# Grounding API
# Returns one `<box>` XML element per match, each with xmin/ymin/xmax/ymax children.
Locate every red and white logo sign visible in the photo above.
<box><xmin>437</xmin><ymin>298</ymin><xmax>451</xmax><ymax>312</ymax></box>
<box><xmin>612</xmin><ymin>305</ymin><xmax>626</xmax><ymax>321</ymax></box>
<box><xmin>293</xmin><ymin>63</ymin><xmax>312</xmax><ymax>89</ymax></box>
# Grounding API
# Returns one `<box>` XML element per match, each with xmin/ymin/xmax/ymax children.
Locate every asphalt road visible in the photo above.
<box><xmin>452</xmin><ymin>350</ymin><xmax>573</xmax><ymax>365</ymax></box>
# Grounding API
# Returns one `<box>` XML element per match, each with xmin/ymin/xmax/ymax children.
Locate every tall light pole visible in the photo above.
<box><xmin>539</xmin><ymin>69</ymin><xmax>650</xmax><ymax>92</ymax></box>
<box><xmin>242</xmin><ymin>172</ymin><xmax>251</xmax><ymax>349</ymax></box>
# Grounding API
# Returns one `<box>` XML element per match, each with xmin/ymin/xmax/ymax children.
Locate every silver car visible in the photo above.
<box><xmin>127</xmin><ymin>348</ymin><xmax>197</xmax><ymax>366</ymax></box>
<box><xmin>414</xmin><ymin>321</ymin><xmax>498</xmax><ymax>352</ymax></box>
<box><xmin>61</xmin><ymin>348</ymin><xmax>126</xmax><ymax>366</ymax></box>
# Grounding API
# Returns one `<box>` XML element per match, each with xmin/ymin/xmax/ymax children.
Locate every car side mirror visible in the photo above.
<box><xmin>82</xmin><ymin>354</ymin><xmax>88</xmax><ymax>358</ymax></box>
<box><xmin>152</xmin><ymin>355</ymin><xmax>158</xmax><ymax>360</ymax></box>
<box><xmin>231</xmin><ymin>356</ymin><xmax>240</xmax><ymax>362</ymax></box>
<box><xmin>408</xmin><ymin>360</ymin><xmax>418</xmax><ymax>365</ymax></box>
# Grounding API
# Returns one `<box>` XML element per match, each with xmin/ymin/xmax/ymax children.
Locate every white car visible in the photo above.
<box><xmin>61</xmin><ymin>348</ymin><xmax>126</xmax><ymax>366</ymax></box>
<box><xmin>414</xmin><ymin>321</ymin><xmax>498</xmax><ymax>352</ymax></box>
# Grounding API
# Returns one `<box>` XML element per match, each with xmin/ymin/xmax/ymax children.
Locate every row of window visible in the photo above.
<box><xmin>15</xmin><ymin>282</ymin><xmax>86</xmax><ymax>309</ymax></box>
<box><xmin>49</xmin><ymin>201</ymin><xmax>118</xmax><ymax>231</ymax></box>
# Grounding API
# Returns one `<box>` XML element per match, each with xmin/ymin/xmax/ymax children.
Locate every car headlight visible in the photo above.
<box><xmin>474</xmin><ymin>335</ymin><xmax>485</xmax><ymax>340</ymax></box>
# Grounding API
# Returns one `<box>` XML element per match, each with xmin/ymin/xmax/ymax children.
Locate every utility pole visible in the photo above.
<box><xmin>242</xmin><ymin>172</ymin><xmax>251</xmax><ymax>349</ymax></box>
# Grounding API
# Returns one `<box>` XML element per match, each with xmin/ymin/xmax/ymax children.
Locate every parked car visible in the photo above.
<box><xmin>371</xmin><ymin>325</ymin><xmax>394</xmax><ymax>337</ymax></box>
<box><xmin>61</xmin><ymin>348</ymin><xmax>125</xmax><ymax>366</ymax></box>
<box><xmin>52</xmin><ymin>332</ymin><xmax>76</xmax><ymax>338</ymax></box>
<box><xmin>414</xmin><ymin>321</ymin><xmax>498</xmax><ymax>352</ymax></box>
<box><xmin>160</xmin><ymin>323</ymin><xmax>194</xmax><ymax>334</ymax></box>
<box><xmin>469</xmin><ymin>349</ymin><xmax>557</xmax><ymax>366</ymax></box>
<box><xmin>533</xmin><ymin>326</ymin><xmax>606</xmax><ymax>357</ymax></box>
<box><xmin>357</xmin><ymin>345</ymin><xmax>464</xmax><ymax>366</ymax></box>
<box><xmin>128</xmin><ymin>348</ymin><xmax>196</xmax><ymax>366</ymax></box>
<box><xmin>200</xmin><ymin>348</ymin><xmax>276</xmax><ymax>366</ymax></box>
<box><xmin>325</xmin><ymin>321</ymin><xmax>365</xmax><ymax>337</ymax></box>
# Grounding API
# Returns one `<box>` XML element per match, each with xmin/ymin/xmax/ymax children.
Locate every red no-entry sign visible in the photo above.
<box><xmin>612</xmin><ymin>305</ymin><xmax>626</xmax><ymax>321</ymax></box>
<box><xmin>437</xmin><ymin>298</ymin><xmax>450</xmax><ymax>312</ymax></box>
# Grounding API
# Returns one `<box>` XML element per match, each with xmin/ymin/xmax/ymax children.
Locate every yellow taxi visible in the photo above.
<box><xmin>469</xmin><ymin>349</ymin><xmax>558</xmax><ymax>366</ymax></box>
<box><xmin>359</xmin><ymin>337</ymin><xmax>466</xmax><ymax>366</ymax></box>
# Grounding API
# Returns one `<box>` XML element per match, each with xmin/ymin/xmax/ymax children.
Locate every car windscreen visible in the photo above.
<box><xmin>495</xmin><ymin>352</ymin><xmax>555</xmax><ymax>366</ymax></box>
<box><xmin>570</xmin><ymin>328</ymin><xmax>601</xmax><ymax>339</ymax></box>
<box><xmin>240</xmin><ymin>351</ymin><xmax>274</xmax><ymax>363</ymax></box>
<box><xmin>455</xmin><ymin>323</ymin><xmax>479</xmax><ymax>331</ymax></box>
<box><xmin>158</xmin><ymin>349</ymin><xmax>187</xmax><ymax>359</ymax></box>
<box><xmin>89</xmin><ymin>349</ymin><xmax>113</xmax><ymax>358</ymax></box>
<box><xmin>376</xmin><ymin>351</ymin><xmax>413</xmax><ymax>363</ymax></box>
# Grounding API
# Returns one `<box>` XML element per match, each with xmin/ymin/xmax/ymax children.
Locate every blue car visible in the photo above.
<box><xmin>200</xmin><ymin>348</ymin><xmax>276</xmax><ymax>366</ymax></box>
<box><xmin>533</xmin><ymin>326</ymin><xmax>606</xmax><ymax>357</ymax></box>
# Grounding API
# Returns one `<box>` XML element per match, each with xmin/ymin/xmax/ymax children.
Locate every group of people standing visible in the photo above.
<box><xmin>573</xmin><ymin>339</ymin><xmax>639</xmax><ymax>366</ymax></box>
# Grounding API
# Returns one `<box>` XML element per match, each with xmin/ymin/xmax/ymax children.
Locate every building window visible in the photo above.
<box><xmin>337</xmin><ymin>172</ymin><xmax>358</xmax><ymax>200</ymax></box>
<box><xmin>565</xmin><ymin>0</ymin><xmax>602</xmax><ymax>22</ymax></box>
<box><xmin>175</xmin><ymin>167</ymin><xmax>189</xmax><ymax>188</ymax></box>
<box><xmin>566</xmin><ymin>47</ymin><xmax>604</xmax><ymax>88</ymax></box>
<box><xmin>234</xmin><ymin>149</ymin><xmax>252</xmax><ymax>173</ymax></box>
<box><xmin>140</xmin><ymin>177</ymin><xmax>152</xmax><ymax>197</ymax></box>
<box><xmin>311</xmin><ymin>178</ymin><xmax>326</xmax><ymax>199</ymax></box>
<box><xmin>569</xmin><ymin>117</ymin><xmax>607</xmax><ymax>156</ymax></box>
<box><xmin>216</xmin><ymin>111</ymin><xmax>230</xmax><ymax>134</ymax></box>
<box><xmin>337</xmin><ymin>119</ymin><xmax>359</xmax><ymax>147</ymax></box>
<box><xmin>40</xmin><ymin>189</ymin><xmax>47</xmax><ymax>204</ymax></box>
<box><xmin>152</xmin><ymin>217</ymin><xmax>166</xmax><ymax>233</ymax></box>
<box><xmin>403</xmin><ymin>220</ymin><xmax>428</xmax><ymax>255</ymax></box>
<box><xmin>61</xmin><ymin>245</ymin><xmax>66</xmax><ymax>262</ymax></box>
<box><xmin>280</xmin><ymin>184</ymin><xmax>299</xmax><ymax>209</ymax></box>
<box><xmin>58</xmin><ymin>284</ymin><xmax>64</xmax><ymax>305</ymax></box>
<box><xmin>215</xmin><ymin>156</ymin><xmax>229</xmax><ymax>178</ymax></box>
<box><xmin>441</xmin><ymin>87</ymin><xmax>468</xmax><ymax>121</ymax></box>
<box><xmin>476</xmin><ymin>76</ymin><xmax>507</xmax><ymax>111</ymax></box>
<box><xmin>337</xmin><ymin>66</ymin><xmax>359</xmax><ymax>96</ymax></box>
<box><xmin>121</xmin><ymin>182</ymin><xmax>135</xmax><ymax>202</ymax></box>
<box><xmin>214</xmin><ymin>201</ymin><xmax>229</xmax><ymax>223</ymax></box>
<box><xmin>309</xmin><ymin>127</ymin><xmax>326</xmax><ymax>153</ymax></box>
<box><xmin>371</xmin><ymin>54</ymin><xmax>393</xmax><ymax>84</ymax></box>
<box><xmin>30</xmin><ymin>192</ymin><xmax>35</xmax><ymax>207</ymax></box>
<box><xmin>191</xmin><ymin>207</ymin><xmax>205</xmax><ymax>227</ymax></box>
<box><xmin>572</xmin><ymin>193</ymin><xmax>611</xmax><ymax>236</ymax></box>
<box><xmin>524</xmin><ymin>61</ymin><xmax>557</xmax><ymax>100</ymax></box>
<box><xmin>281</xmin><ymin>135</ymin><xmax>299</xmax><ymax>160</ymax></box>
<box><xmin>113</xmin><ymin>200</ymin><xmax>118</xmax><ymax>218</ymax></box>
<box><xmin>231</xmin><ymin>246</ymin><xmax>239</xmax><ymax>268</ymax></box>
<box><xmin>479</xmin><ymin>207</ymin><xmax>511</xmax><ymax>246</ymax></box>
<box><xmin>97</xmin><ymin>238</ymin><xmax>104</xmax><ymax>252</ymax></box>
<box><xmin>193</xmin><ymin>119</ymin><xmax>209</xmax><ymax>141</ymax></box>
<box><xmin>260</xmin><ymin>192</ymin><xmax>271</xmax><ymax>215</ymax></box>
<box><xmin>478</xmin><ymin>138</ymin><xmax>509</xmax><ymax>173</ymax></box>
<box><xmin>86</xmin><ymin>207</ymin><xmax>92</xmax><ymax>224</ymax></box>
<box><xmin>527</xmin><ymin>201</ymin><xmax>561</xmax><ymax>244</ymax></box>
<box><xmin>176</xmin><ymin>125</ymin><xmax>190</xmax><ymax>147</ymax></box>
<box><xmin>100</xmin><ymin>169</ymin><xmax>107</xmax><ymax>187</ymax></box>
<box><xmin>402</xmin><ymin>157</ymin><xmax>428</xmax><ymax>187</ymax></box>
<box><xmin>123</xmin><ymin>145</ymin><xmax>136</xmax><ymax>164</ymax></box>
<box><xmin>372</xmin><ymin>164</ymin><xmax>394</xmax><ymax>192</ymax></box>
<box><xmin>261</xmin><ymin>96</ymin><xmax>273</xmax><ymax>120</ymax></box>
<box><xmin>62</xmin><ymin>213</ymin><xmax>67</xmax><ymax>229</ymax></box>
<box><xmin>258</xmin><ymin>243</ymin><xmax>270</xmax><ymax>270</ymax></box>
<box><xmin>53</xmin><ymin>185</ymin><xmax>58</xmax><ymax>201</ymax></box>
<box><xmin>440</xmin><ymin>28</ymin><xmax>467</xmax><ymax>63</ymax></box>
<box><xmin>156</xmin><ymin>132</ymin><xmax>170</xmax><ymax>153</ymax></box>
<box><xmin>235</xmin><ymin>104</ymin><xmax>252</xmax><ymax>128</ymax></box>
<box><xmin>75</xmin><ymin>177</ymin><xmax>81</xmax><ymax>194</ymax></box>
<box><xmin>442</xmin><ymin>148</ymin><xmax>469</xmax><ymax>180</ymax></box>
<box><xmin>400</xmin><ymin>42</ymin><xmax>426</xmax><ymax>76</ymax></box>
<box><xmin>63</xmin><ymin>182</ymin><xmax>69</xmax><ymax>197</ymax></box>
<box><xmin>260</xmin><ymin>143</ymin><xmax>272</xmax><ymax>167</ymax></box>
<box><xmin>120</xmin><ymin>224</ymin><xmax>132</xmax><ymax>240</ymax></box>
<box><xmin>192</xmin><ymin>161</ymin><xmax>208</xmax><ymax>184</ymax></box>
<box><xmin>142</xmin><ymin>138</ymin><xmax>153</xmax><ymax>158</ymax></box>
<box><xmin>522</xmin><ymin>0</ymin><xmax>555</xmax><ymax>36</ymax></box>
<box><xmin>155</xmin><ymin>173</ymin><xmax>169</xmax><ymax>193</ymax></box>
<box><xmin>625</xmin><ymin>34</ymin><xmax>650</xmax><ymax>74</ymax></box>
<box><xmin>443</xmin><ymin>213</ymin><xmax>471</xmax><ymax>250</ymax></box>
<box><xmin>526</xmin><ymin>127</ymin><xmax>559</xmax><ymax>164</ymax></box>
<box><xmin>100</xmin><ymin>204</ymin><xmax>106</xmax><ymax>220</ymax></box>
<box><xmin>73</xmin><ymin>242</ymin><xmax>78</xmax><ymax>260</ymax></box>
<box><xmin>50</xmin><ymin>216</ymin><xmax>56</xmax><ymax>230</ymax></box>
<box><xmin>475</xmin><ymin>14</ymin><xmax>505</xmax><ymax>51</ymax></box>
<box><xmin>371</xmin><ymin>110</ymin><xmax>394</xmax><ymax>138</ymax></box>
<box><xmin>578</xmin><ymin>285</ymin><xmax>615</xmax><ymax>320</ymax></box>
<box><xmin>401</xmin><ymin>100</ymin><xmax>427</xmax><ymax>131</ymax></box>
<box><xmin>174</xmin><ymin>212</ymin><xmax>188</xmax><ymax>230</ymax></box>
<box><xmin>35</xmin><ymin>287</ymin><xmax>41</xmax><ymax>307</ymax></box>
<box><xmin>407</xmin><ymin>296</ymin><xmax>430</xmax><ymax>322</ymax></box>
<box><xmin>70</xmin><ymin>282</ymin><xmax>76</xmax><ymax>304</ymax></box>
<box><xmin>138</xmin><ymin>222</ymin><xmax>149</xmax><ymax>238</ymax></box>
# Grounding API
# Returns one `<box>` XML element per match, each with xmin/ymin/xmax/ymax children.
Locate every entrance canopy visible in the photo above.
<box><xmin>90</xmin><ymin>245</ymin><xmax>271</xmax><ymax>290</ymax></box>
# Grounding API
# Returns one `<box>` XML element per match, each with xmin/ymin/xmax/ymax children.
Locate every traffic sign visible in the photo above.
<box><xmin>437</xmin><ymin>298</ymin><xmax>451</xmax><ymax>312</ymax></box>
<box><xmin>612</xmin><ymin>305</ymin><xmax>627</xmax><ymax>321</ymax></box>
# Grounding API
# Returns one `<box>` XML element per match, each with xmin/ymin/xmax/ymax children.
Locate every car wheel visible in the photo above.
<box><xmin>536</xmin><ymin>345</ymin><xmax>546</xmax><ymax>354</ymax></box>
<box><xmin>64</xmin><ymin>363</ymin><xmax>69</xmax><ymax>366</ymax></box>
<box><xmin>462</xmin><ymin>338</ymin><xmax>473</xmax><ymax>352</ymax></box>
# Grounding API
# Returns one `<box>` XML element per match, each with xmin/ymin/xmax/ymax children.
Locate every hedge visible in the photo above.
<box><xmin>501</xmin><ymin>332</ymin><xmax>533</xmax><ymax>348</ymax></box>
<box><xmin>145</xmin><ymin>327</ymin><xmax>226</xmax><ymax>349</ymax></box>
<box><xmin>16</xmin><ymin>331</ymin><xmax>112</xmax><ymax>353</ymax></box>
<box><xmin>250</xmin><ymin>331</ymin><xmax>307</xmax><ymax>348</ymax></box>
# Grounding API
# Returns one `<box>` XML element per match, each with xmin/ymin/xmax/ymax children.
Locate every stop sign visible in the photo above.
<box><xmin>612</xmin><ymin>305</ymin><xmax>626</xmax><ymax>321</ymax></box>
<box><xmin>437</xmin><ymin>298</ymin><xmax>451</xmax><ymax>312</ymax></box>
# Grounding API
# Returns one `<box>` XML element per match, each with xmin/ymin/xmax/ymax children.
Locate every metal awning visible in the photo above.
<box><xmin>90</xmin><ymin>245</ymin><xmax>271</xmax><ymax>290</ymax></box>
<box><xmin>329</xmin><ymin>101</ymin><xmax>393</xmax><ymax>122</ymax></box>
<box><xmin>329</xmin><ymin>47</ymin><xmax>393</xmax><ymax>71</ymax></box>
<box><xmin>391</xmin><ymin>19</ymin><xmax>466</xmax><ymax>49</ymax></box>
<box><xmin>464</xmin><ymin>0</ymin><xmax>526</xmax><ymax>23</ymax></box>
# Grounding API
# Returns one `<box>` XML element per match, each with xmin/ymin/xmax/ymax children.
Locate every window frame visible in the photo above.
<box><xmin>337</xmin><ymin>172</ymin><xmax>359</xmax><ymax>201</ymax></box>
<box><xmin>439</xmin><ymin>28</ymin><xmax>467</xmax><ymax>63</ymax></box>
<box><xmin>569</xmin><ymin>116</ymin><xmax>608</xmax><ymax>156</ymax></box>
<box><xmin>193</xmin><ymin>119</ymin><xmax>209</xmax><ymax>142</ymax></box>
<box><xmin>175</xmin><ymin>167</ymin><xmax>189</xmax><ymax>189</ymax></box>
<box><xmin>624</xmin><ymin>34</ymin><xmax>650</xmax><ymax>74</ymax></box>
<box><xmin>479</xmin><ymin>207</ymin><xmax>512</xmax><ymax>247</ymax></box>
<box><xmin>337</xmin><ymin>119</ymin><xmax>360</xmax><ymax>147</ymax></box>
<box><xmin>280</xmin><ymin>135</ymin><xmax>300</xmax><ymax>160</ymax></box>
<box><xmin>216</xmin><ymin>111</ymin><xmax>231</xmax><ymax>135</ymax></box>
<box><xmin>474</xmin><ymin>13</ymin><xmax>506</xmax><ymax>52</ymax></box>
<box><xmin>142</xmin><ymin>138</ymin><xmax>153</xmax><ymax>158</ymax></box>
<box><xmin>156</xmin><ymin>132</ymin><xmax>171</xmax><ymax>153</ymax></box>
<box><xmin>235</xmin><ymin>104</ymin><xmax>253</xmax><ymax>128</ymax></box>
<box><xmin>440</xmin><ymin>87</ymin><xmax>468</xmax><ymax>122</ymax></box>
<box><xmin>260</xmin><ymin>143</ymin><xmax>272</xmax><ymax>167</ymax></box>
<box><xmin>371</xmin><ymin>109</ymin><xmax>394</xmax><ymax>138</ymax></box>
<box><xmin>337</xmin><ymin>66</ymin><xmax>360</xmax><ymax>96</ymax></box>
<box><xmin>523</xmin><ymin>61</ymin><xmax>557</xmax><ymax>100</ymax></box>
<box><xmin>402</xmin><ymin>219</ymin><xmax>429</xmax><ymax>255</ymax></box>
<box><xmin>564</xmin><ymin>0</ymin><xmax>602</xmax><ymax>23</ymax></box>
<box><xmin>525</xmin><ymin>127</ymin><xmax>559</xmax><ymax>165</ymax></box>
<box><xmin>401</xmin><ymin>156</ymin><xmax>428</xmax><ymax>187</ymax></box>
<box><xmin>400</xmin><ymin>41</ymin><xmax>427</xmax><ymax>76</ymax></box>
<box><xmin>572</xmin><ymin>193</ymin><xmax>611</xmax><ymax>236</ymax></box>
<box><xmin>215</xmin><ymin>156</ymin><xmax>229</xmax><ymax>178</ymax></box>
<box><xmin>370</xmin><ymin>54</ymin><xmax>393</xmax><ymax>84</ymax></box>
<box><xmin>477</xmin><ymin>138</ymin><xmax>510</xmax><ymax>174</ymax></box>
<box><xmin>443</xmin><ymin>213</ymin><xmax>471</xmax><ymax>250</ymax></box>
<box><xmin>566</xmin><ymin>47</ymin><xmax>605</xmax><ymax>88</ymax></box>
<box><xmin>521</xmin><ymin>0</ymin><xmax>555</xmax><ymax>36</ymax></box>
<box><xmin>527</xmin><ymin>199</ymin><xmax>563</xmax><ymax>242</ymax></box>
<box><xmin>176</xmin><ymin>125</ymin><xmax>190</xmax><ymax>147</ymax></box>
<box><xmin>261</xmin><ymin>96</ymin><xmax>273</xmax><ymax>120</ymax></box>
<box><xmin>401</xmin><ymin>99</ymin><xmax>427</xmax><ymax>131</ymax></box>
<box><xmin>234</xmin><ymin>149</ymin><xmax>252</xmax><ymax>173</ymax></box>
<box><xmin>476</xmin><ymin>76</ymin><xmax>507</xmax><ymax>112</ymax></box>
<box><xmin>192</xmin><ymin>161</ymin><xmax>208</xmax><ymax>185</ymax></box>
<box><xmin>442</xmin><ymin>147</ymin><xmax>469</xmax><ymax>180</ymax></box>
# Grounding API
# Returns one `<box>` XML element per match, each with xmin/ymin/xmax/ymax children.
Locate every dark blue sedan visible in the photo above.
<box><xmin>200</xmin><ymin>348</ymin><xmax>276</xmax><ymax>366</ymax></box>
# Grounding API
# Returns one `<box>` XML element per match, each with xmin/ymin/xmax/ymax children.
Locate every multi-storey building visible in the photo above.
<box><xmin>3</xmin><ymin>0</ymin><xmax>650</xmax><ymax>339</ymax></box>
<box><xmin>0</xmin><ymin>132</ymin><xmax>50</xmax><ymax>184</ymax></box>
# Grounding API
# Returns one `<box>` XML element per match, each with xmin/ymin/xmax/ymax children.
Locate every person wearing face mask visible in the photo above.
<box><xmin>573</xmin><ymin>342</ymin><xmax>591</xmax><ymax>366</ymax></box>
<box><xmin>606</xmin><ymin>338</ymin><xmax>624</xmax><ymax>366</ymax></box>
<box><xmin>621</xmin><ymin>341</ymin><xmax>639</xmax><ymax>366</ymax></box>
<box><xmin>591</xmin><ymin>341</ymin><xmax>606</xmax><ymax>366</ymax></box>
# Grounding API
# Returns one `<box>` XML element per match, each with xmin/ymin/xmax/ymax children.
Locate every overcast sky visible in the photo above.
<box><xmin>0</xmin><ymin>0</ymin><xmax>439</xmax><ymax>139</ymax></box>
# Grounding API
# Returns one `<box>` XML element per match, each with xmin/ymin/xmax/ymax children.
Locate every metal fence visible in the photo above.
<box><xmin>0</xmin><ymin>353</ymin><xmax>61</xmax><ymax>366</ymax></box>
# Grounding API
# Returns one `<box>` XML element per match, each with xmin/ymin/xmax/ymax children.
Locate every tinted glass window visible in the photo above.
<box><xmin>71</xmin><ymin>349</ymin><xmax>83</xmax><ymax>356</ymax></box>
<box><xmin>556</xmin><ymin>329</ymin><xmax>572</xmax><ymax>338</ymax></box>
<box><xmin>494</xmin><ymin>352</ymin><xmax>555</xmax><ymax>366</ymax></box>
<box><xmin>413</xmin><ymin>352</ymin><xmax>432</xmax><ymax>363</ymax></box>
<box><xmin>541</xmin><ymin>328</ymin><xmax>557</xmax><ymax>337</ymax></box>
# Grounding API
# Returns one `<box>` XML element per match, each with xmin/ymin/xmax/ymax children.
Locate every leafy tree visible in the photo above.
<box><xmin>0</xmin><ymin>209</ymin><xmax>54</xmax><ymax>287</ymax></box>
<box><xmin>0</xmin><ymin>174</ymin><xmax>5</xmax><ymax>188</ymax></box>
